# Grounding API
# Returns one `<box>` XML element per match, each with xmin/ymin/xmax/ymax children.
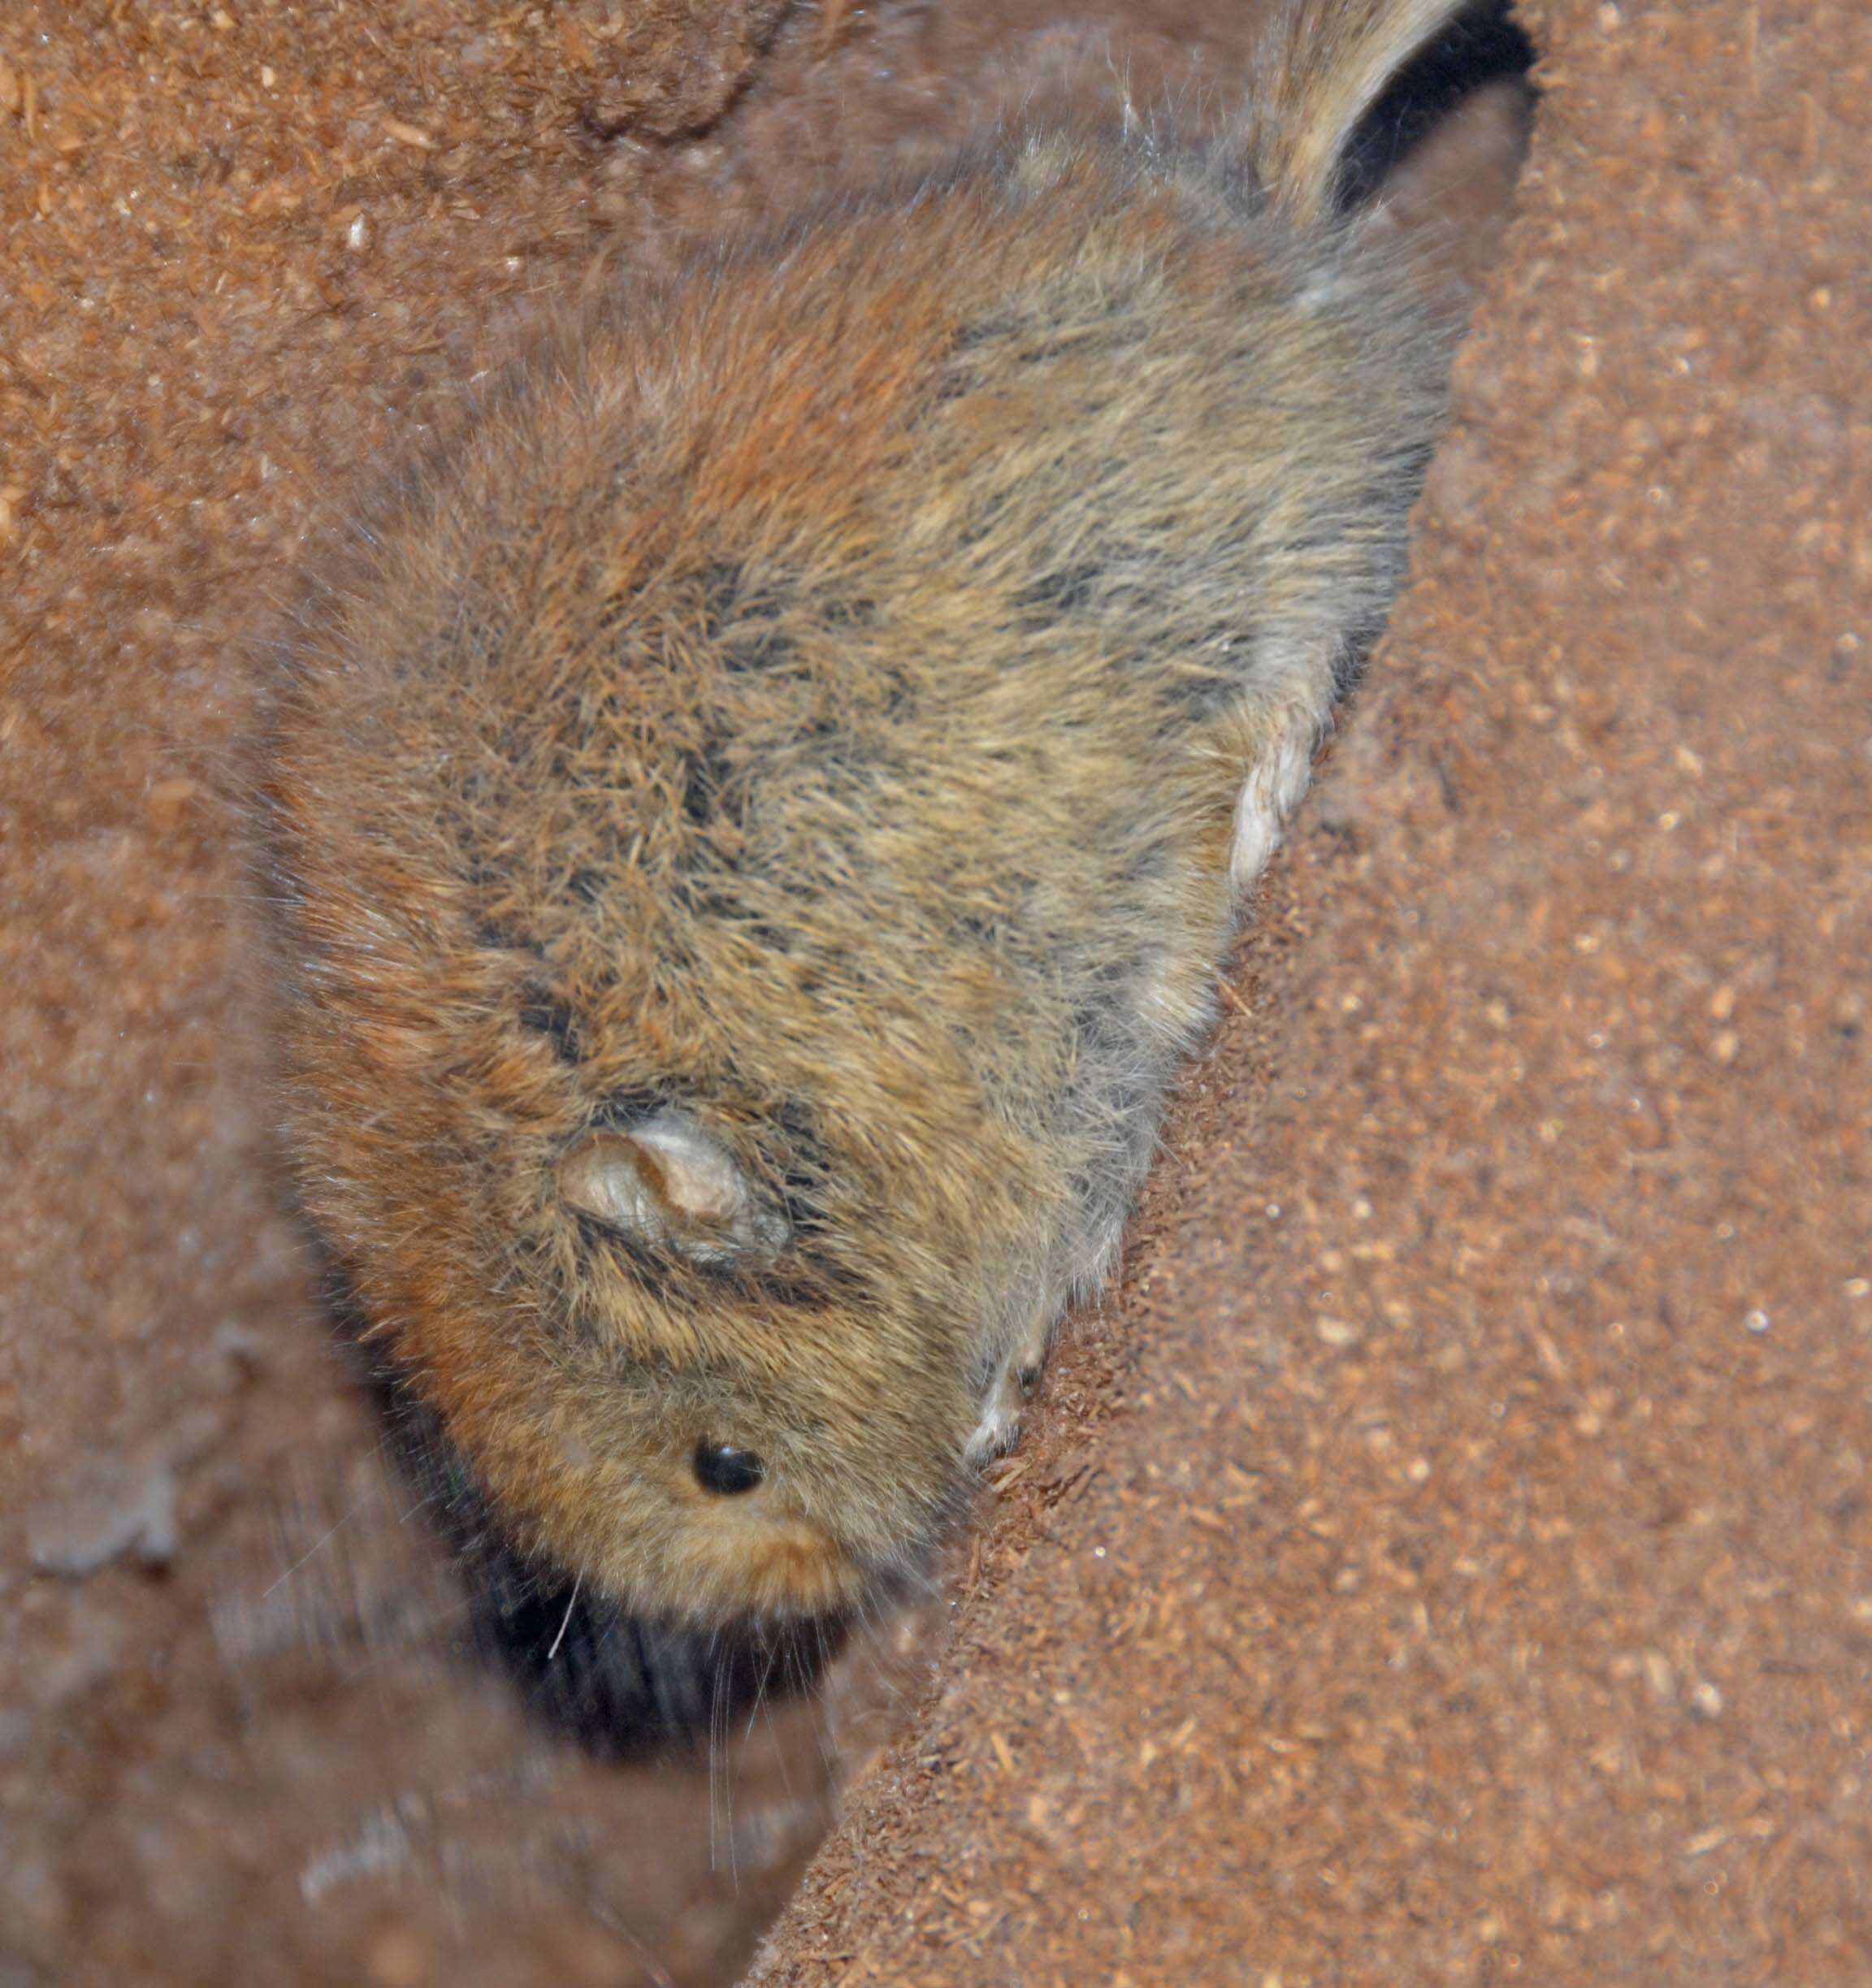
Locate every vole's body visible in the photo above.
<box><xmin>265</xmin><ymin>0</ymin><xmax>1483</xmax><ymax>1692</ymax></box>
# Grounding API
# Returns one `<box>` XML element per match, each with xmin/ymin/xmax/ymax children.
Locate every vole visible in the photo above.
<box><xmin>260</xmin><ymin>0</ymin><xmax>1507</xmax><ymax>1745</ymax></box>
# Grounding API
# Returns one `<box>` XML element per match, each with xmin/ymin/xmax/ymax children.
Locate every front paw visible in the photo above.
<box><xmin>964</xmin><ymin>1312</ymin><xmax>1055</xmax><ymax>1470</ymax></box>
<box><xmin>964</xmin><ymin>1368</ymin><xmax>1026</xmax><ymax>1469</ymax></box>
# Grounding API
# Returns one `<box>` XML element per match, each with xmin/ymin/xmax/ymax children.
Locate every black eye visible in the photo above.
<box><xmin>693</xmin><ymin>1440</ymin><xmax>765</xmax><ymax>1496</ymax></box>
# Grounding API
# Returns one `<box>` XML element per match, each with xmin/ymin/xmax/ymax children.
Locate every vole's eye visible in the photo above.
<box><xmin>693</xmin><ymin>1440</ymin><xmax>765</xmax><ymax>1496</ymax></box>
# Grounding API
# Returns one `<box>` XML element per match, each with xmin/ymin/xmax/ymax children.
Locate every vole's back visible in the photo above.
<box><xmin>266</xmin><ymin>0</ymin><xmax>1470</xmax><ymax>1684</ymax></box>
<box><xmin>282</xmin><ymin>138</ymin><xmax>1438</xmax><ymax>1304</ymax></box>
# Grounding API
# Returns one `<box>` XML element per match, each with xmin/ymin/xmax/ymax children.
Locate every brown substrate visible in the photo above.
<box><xmin>2</xmin><ymin>2</ymin><xmax>1865</xmax><ymax>1985</ymax></box>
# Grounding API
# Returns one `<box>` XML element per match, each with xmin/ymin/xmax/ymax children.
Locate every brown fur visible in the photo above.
<box><xmin>260</xmin><ymin>0</ymin><xmax>1483</xmax><ymax>1631</ymax></box>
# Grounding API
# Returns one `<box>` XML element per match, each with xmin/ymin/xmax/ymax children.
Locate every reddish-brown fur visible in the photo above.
<box><xmin>260</xmin><ymin>0</ymin><xmax>1486</xmax><ymax>1635</ymax></box>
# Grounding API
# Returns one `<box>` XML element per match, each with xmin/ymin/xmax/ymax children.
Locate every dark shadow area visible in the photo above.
<box><xmin>446</xmin><ymin>1500</ymin><xmax>847</xmax><ymax>1762</ymax></box>
<box><xmin>1338</xmin><ymin>0</ymin><xmax>1537</xmax><ymax>210</ymax></box>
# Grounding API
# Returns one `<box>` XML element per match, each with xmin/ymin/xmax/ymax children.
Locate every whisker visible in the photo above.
<box><xmin>260</xmin><ymin>1493</ymin><xmax>371</xmax><ymax>1598</ymax></box>
<box><xmin>544</xmin><ymin>1571</ymin><xmax>583</xmax><ymax>1663</ymax></box>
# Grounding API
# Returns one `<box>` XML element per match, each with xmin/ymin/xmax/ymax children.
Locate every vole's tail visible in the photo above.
<box><xmin>1243</xmin><ymin>0</ymin><xmax>1480</xmax><ymax>226</ymax></box>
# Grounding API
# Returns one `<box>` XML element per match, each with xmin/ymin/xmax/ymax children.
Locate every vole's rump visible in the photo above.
<box><xmin>1246</xmin><ymin>0</ymin><xmax>1491</xmax><ymax>223</ymax></box>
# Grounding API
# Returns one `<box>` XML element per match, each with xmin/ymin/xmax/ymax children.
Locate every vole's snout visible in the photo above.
<box><xmin>685</xmin><ymin>1507</ymin><xmax>864</xmax><ymax>1619</ymax></box>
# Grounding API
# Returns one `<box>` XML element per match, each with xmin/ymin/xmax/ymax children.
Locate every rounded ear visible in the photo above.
<box><xmin>557</xmin><ymin>1111</ymin><xmax>787</xmax><ymax>1265</ymax></box>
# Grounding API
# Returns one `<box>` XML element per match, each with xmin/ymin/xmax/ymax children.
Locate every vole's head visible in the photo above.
<box><xmin>289</xmin><ymin>980</ymin><xmax>1006</xmax><ymax>1631</ymax></box>
<box><xmin>516</xmin><ymin>1103</ymin><xmax>980</xmax><ymax>1624</ymax></box>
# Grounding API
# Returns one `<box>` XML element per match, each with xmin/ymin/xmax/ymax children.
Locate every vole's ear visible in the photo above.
<box><xmin>558</xmin><ymin>1111</ymin><xmax>786</xmax><ymax>1264</ymax></box>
